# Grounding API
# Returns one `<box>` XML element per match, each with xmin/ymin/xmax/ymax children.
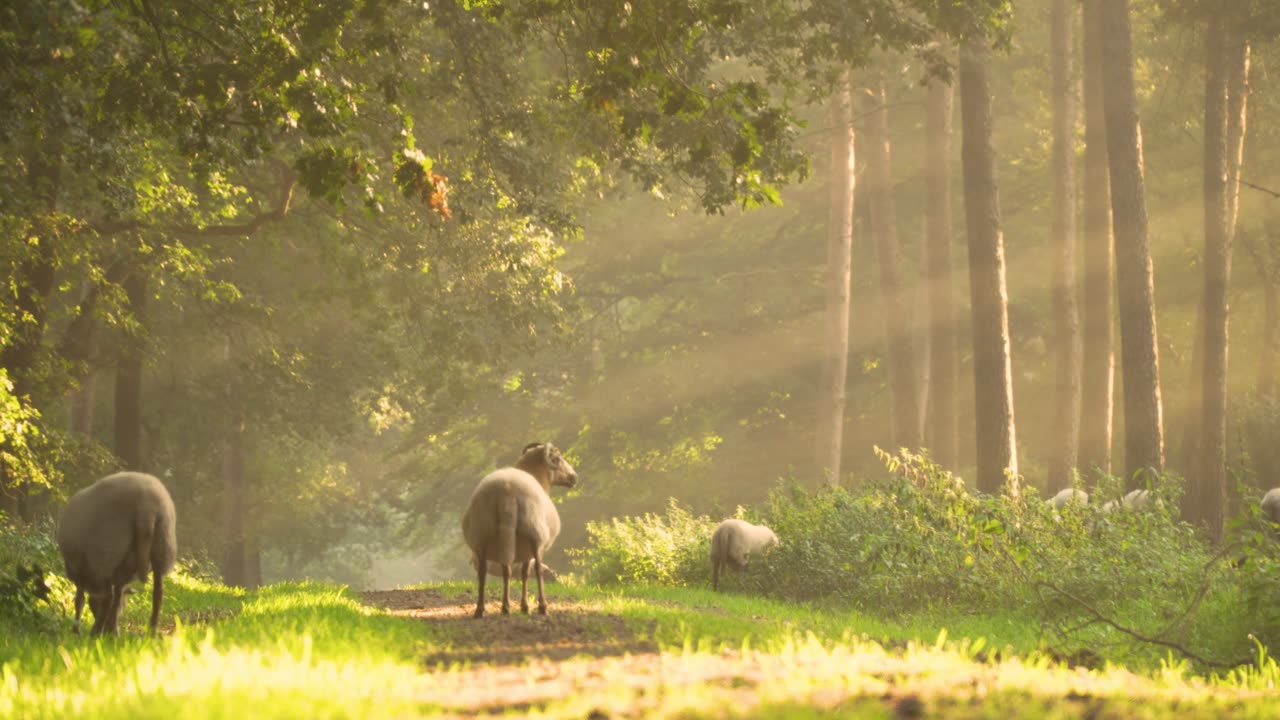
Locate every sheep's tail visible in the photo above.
<box><xmin>132</xmin><ymin>509</ymin><xmax>156</xmax><ymax>585</ymax></box>
<box><xmin>493</xmin><ymin>493</ymin><xmax>519</xmax><ymax>566</ymax></box>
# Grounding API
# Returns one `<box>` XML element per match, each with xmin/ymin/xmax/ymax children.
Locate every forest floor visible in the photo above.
<box><xmin>5</xmin><ymin>578</ymin><xmax>1280</xmax><ymax>718</ymax></box>
<box><xmin>356</xmin><ymin>584</ymin><xmax>1280</xmax><ymax>719</ymax></box>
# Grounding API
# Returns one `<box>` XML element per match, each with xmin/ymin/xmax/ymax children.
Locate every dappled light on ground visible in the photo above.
<box><xmin>358</xmin><ymin>588</ymin><xmax>1278</xmax><ymax>718</ymax></box>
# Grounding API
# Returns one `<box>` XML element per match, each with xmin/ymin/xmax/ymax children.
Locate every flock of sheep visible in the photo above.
<box><xmin>1048</xmin><ymin>485</ymin><xmax>1280</xmax><ymax>520</ymax></box>
<box><xmin>51</xmin><ymin>445</ymin><xmax>1280</xmax><ymax>634</ymax></box>
<box><xmin>458</xmin><ymin>441</ymin><xmax>783</xmax><ymax>615</ymax></box>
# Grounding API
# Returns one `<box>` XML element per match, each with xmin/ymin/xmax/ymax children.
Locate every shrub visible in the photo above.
<box><xmin>569</xmin><ymin>498</ymin><xmax>717</xmax><ymax>586</ymax></box>
<box><xmin>0</xmin><ymin>519</ymin><xmax>63</xmax><ymax>633</ymax></box>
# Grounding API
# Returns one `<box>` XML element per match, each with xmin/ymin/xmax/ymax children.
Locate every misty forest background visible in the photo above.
<box><xmin>3</xmin><ymin>0</ymin><xmax>1280</xmax><ymax>591</ymax></box>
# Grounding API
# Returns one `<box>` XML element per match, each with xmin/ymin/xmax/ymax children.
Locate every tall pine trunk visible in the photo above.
<box><xmin>1192</xmin><ymin>19</ymin><xmax>1250</xmax><ymax>541</ymax></box>
<box><xmin>960</xmin><ymin>38</ymin><xmax>1019</xmax><ymax>496</ymax></box>
<box><xmin>221</xmin><ymin>332</ymin><xmax>250</xmax><ymax>588</ymax></box>
<box><xmin>1100</xmin><ymin>0</ymin><xmax>1164</xmax><ymax>486</ymax></box>
<box><xmin>926</xmin><ymin>70</ymin><xmax>959</xmax><ymax>471</ymax></box>
<box><xmin>1048</xmin><ymin>0</ymin><xmax>1082</xmax><ymax>491</ymax></box>
<box><xmin>113</xmin><ymin>270</ymin><xmax>148</xmax><ymax>470</ymax></box>
<box><xmin>864</xmin><ymin>79</ymin><xmax>921</xmax><ymax>450</ymax></box>
<box><xmin>817</xmin><ymin>73</ymin><xmax>855</xmax><ymax>486</ymax></box>
<box><xmin>1079</xmin><ymin>0</ymin><xmax>1115</xmax><ymax>480</ymax></box>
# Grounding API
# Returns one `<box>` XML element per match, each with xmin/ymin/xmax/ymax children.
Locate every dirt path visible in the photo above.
<box><xmin>361</xmin><ymin>587</ymin><xmax>658</xmax><ymax>666</ymax></box>
<box><xmin>357</xmin><ymin>588</ymin><xmax>929</xmax><ymax>718</ymax></box>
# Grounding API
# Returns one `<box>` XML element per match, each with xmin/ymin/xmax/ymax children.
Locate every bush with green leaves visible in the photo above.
<box><xmin>569</xmin><ymin>498</ymin><xmax>718</xmax><ymax>586</ymax></box>
<box><xmin>0</xmin><ymin>519</ymin><xmax>62</xmax><ymax>632</ymax></box>
<box><xmin>575</xmin><ymin>450</ymin><xmax>1219</xmax><ymax>616</ymax></box>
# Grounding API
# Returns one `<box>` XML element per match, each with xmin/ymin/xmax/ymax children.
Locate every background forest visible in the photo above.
<box><xmin>3</xmin><ymin>0</ymin><xmax>1280</xmax><ymax>592</ymax></box>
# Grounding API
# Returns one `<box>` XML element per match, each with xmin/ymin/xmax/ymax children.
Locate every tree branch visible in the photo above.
<box><xmin>86</xmin><ymin>170</ymin><xmax>296</xmax><ymax>238</ymax></box>
<box><xmin>1241</xmin><ymin>178</ymin><xmax>1280</xmax><ymax>199</ymax></box>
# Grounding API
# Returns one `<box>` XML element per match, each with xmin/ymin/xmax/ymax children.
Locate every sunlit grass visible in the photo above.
<box><xmin>3</xmin><ymin>578</ymin><xmax>1278</xmax><ymax>718</ymax></box>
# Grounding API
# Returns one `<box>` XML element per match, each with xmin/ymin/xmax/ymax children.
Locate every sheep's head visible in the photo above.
<box><xmin>520</xmin><ymin>442</ymin><xmax>577</xmax><ymax>489</ymax></box>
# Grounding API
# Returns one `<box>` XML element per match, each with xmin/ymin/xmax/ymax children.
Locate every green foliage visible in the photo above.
<box><xmin>572</xmin><ymin>451</ymin><xmax>1280</xmax><ymax>668</ymax></box>
<box><xmin>570</xmin><ymin>498</ymin><xmax>717</xmax><ymax>586</ymax></box>
<box><xmin>0</xmin><ymin>562</ymin><xmax>52</xmax><ymax>631</ymax></box>
<box><xmin>0</xmin><ymin>519</ymin><xmax>60</xmax><ymax>632</ymax></box>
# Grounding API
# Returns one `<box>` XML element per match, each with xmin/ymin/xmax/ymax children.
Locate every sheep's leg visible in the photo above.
<box><xmin>520</xmin><ymin>561</ymin><xmax>530</xmax><ymax>614</ymax></box>
<box><xmin>473</xmin><ymin>544</ymin><xmax>487</xmax><ymax>618</ymax></box>
<box><xmin>89</xmin><ymin>591</ymin><xmax>109</xmax><ymax>637</ymax></box>
<box><xmin>108</xmin><ymin>582</ymin><xmax>127</xmax><ymax>635</ymax></box>
<box><xmin>712</xmin><ymin>560</ymin><xmax>720</xmax><ymax>591</ymax></box>
<box><xmin>149</xmin><ymin>570</ymin><xmax>164</xmax><ymax>636</ymax></box>
<box><xmin>500</xmin><ymin>564</ymin><xmax>511</xmax><ymax>616</ymax></box>
<box><xmin>533</xmin><ymin>548</ymin><xmax>547</xmax><ymax>615</ymax></box>
<box><xmin>72</xmin><ymin>586</ymin><xmax>85</xmax><ymax>635</ymax></box>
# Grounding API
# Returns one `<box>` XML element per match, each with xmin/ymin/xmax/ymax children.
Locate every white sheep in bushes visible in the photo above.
<box><xmin>461</xmin><ymin>442</ymin><xmax>577</xmax><ymax>617</ymax></box>
<box><xmin>1101</xmin><ymin>488</ymin><xmax>1156</xmax><ymax>513</ymax></box>
<box><xmin>709</xmin><ymin>519</ymin><xmax>778</xmax><ymax>591</ymax></box>
<box><xmin>1261</xmin><ymin>487</ymin><xmax>1280</xmax><ymax>526</ymax></box>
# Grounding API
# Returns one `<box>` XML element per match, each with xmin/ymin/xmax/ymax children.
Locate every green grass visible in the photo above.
<box><xmin>3</xmin><ymin>578</ymin><xmax>1279</xmax><ymax>718</ymax></box>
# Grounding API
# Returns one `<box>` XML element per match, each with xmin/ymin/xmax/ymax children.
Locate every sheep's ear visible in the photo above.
<box><xmin>542</xmin><ymin>443</ymin><xmax>556</xmax><ymax>464</ymax></box>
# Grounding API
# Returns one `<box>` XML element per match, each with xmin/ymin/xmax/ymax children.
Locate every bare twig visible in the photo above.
<box><xmin>1241</xmin><ymin>178</ymin><xmax>1280</xmax><ymax>199</ymax></box>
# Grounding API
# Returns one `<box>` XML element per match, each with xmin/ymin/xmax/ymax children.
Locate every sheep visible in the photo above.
<box><xmin>1046</xmin><ymin>488</ymin><xmax>1089</xmax><ymax>510</ymax></box>
<box><xmin>469</xmin><ymin>555</ymin><xmax>558</xmax><ymax>584</ymax></box>
<box><xmin>709</xmin><ymin>519</ymin><xmax>778</xmax><ymax>591</ymax></box>
<box><xmin>1101</xmin><ymin>489</ymin><xmax>1155</xmax><ymax>514</ymax></box>
<box><xmin>1261</xmin><ymin>487</ymin><xmax>1280</xmax><ymax>525</ymax></box>
<box><xmin>1045</xmin><ymin>488</ymin><xmax>1089</xmax><ymax>523</ymax></box>
<box><xmin>461</xmin><ymin>442</ymin><xmax>577</xmax><ymax>617</ymax></box>
<box><xmin>56</xmin><ymin>471</ymin><xmax>177</xmax><ymax>636</ymax></box>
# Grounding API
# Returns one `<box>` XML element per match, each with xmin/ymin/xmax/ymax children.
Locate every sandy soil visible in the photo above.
<box><xmin>358</xmin><ymin>587</ymin><xmax>931</xmax><ymax>718</ymax></box>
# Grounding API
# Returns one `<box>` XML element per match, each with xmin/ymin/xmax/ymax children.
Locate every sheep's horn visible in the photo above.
<box><xmin>522</xmin><ymin>442</ymin><xmax>546</xmax><ymax>453</ymax></box>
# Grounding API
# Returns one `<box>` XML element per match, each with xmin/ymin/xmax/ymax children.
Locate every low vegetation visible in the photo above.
<box><xmin>4</xmin><ymin>452</ymin><xmax>1280</xmax><ymax>717</ymax></box>
<box><xmin>572</xmin><ymin>450</ymin><xmax>1280</xmax><ymax>673</ymax></box>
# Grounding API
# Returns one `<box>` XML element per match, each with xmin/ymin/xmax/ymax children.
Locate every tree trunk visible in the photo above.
<box><xmin>113</xmin><ymin>271</ymin><xmax>148</xmax><ymax>470</ymax></box>
<box><xmin>246</xmin><ymin>532</ymin><xmax>263</xmax><ymax>589</ymax></box>
<box><xmin>960</xmin><ymin>38</ymin><xmax>1020</xmax><ymax>496</ymax></box>
<box><xmin>1239</xmin><ymin>230</ymin><xmax>1279</xmax><ymax>397</ymax></box>
<box><xmin>222</xmin><ymin>406</ymin><xmax>248</xmax><ymax>588</ymax></box>
<box><xmin>1192</xmin><ymin>20</ymin><xmax>1249</xmax><ymax>541</ymax></box>
<box><xmin>926</xmin><ymin>70</ymin><xmax>959</xmax><ymax>471</ymax></box>
<box><xmin>1048</xmin><ymin>0</ymin><xmax>1082</xmax><ymax>491</ymax></box>
<box><xmin>1225</xmin><ymin>38</ymin><xmax>1250</xmax><ymax>239</ymax></box>
<box><xmin>70</xmin><ymin>371</ymin><xmax>97</xmax><ymax>439</ymax></box>
<box><xmin>1100</xmin><ymin>0</ymin><xmax>1164</xmax><ymax>486</ymax></box>
<box><xmin>817</xmin><ymin>73</ymin><xmax>855</xmax><ymax>486</ymax></box>
<box><xmin>864</xmin><ymin>79</ymin><xmax>921</xmax><ymax>451</ymax></box>
<box><xmin>1079</xmin><ymin>0</ymin><xmax>1115</xmax><ymax>481</ymax></box>
<box><xmin>1262</xmin><ymin>276</ymin><xmax>1280</xmax><ymax>399</ymax></box>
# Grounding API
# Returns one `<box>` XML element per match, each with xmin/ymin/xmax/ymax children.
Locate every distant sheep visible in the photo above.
<box><xmin>1046</xmin><ymin>488</ymin><xmax>1089</xmax><ymax>510</ymax></box>
<box><xmin>1101</xmin><ymin>489</ymin><xmax>1155</xmax><ymax>514</ymax></box>
<box><xmin>1261</xmin><ymin>488</ymin><xmax>1280</xmax><ymax>525</ymax></box>
<box><xmin>709</xmin><ymin>519</ymin><xmax>778</xmax><ymax>591</ymax></box>
<box><xmin>461</xmin><ymin>442</ymin><xmax>577</xmax><ymax>617</ymax></box>
<box><xmin>57</xmin><ymin>471</ymin><xmax>177</xmax><ymax>636</ymax></box>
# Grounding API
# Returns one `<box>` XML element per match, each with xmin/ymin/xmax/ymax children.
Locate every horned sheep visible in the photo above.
<box><xmin>56</xmin><ymin>471</ymin><xmax>177</xmax><ymax>636</ymax></box>
<box><xmin>709</xmin><ymin>519</ymin><xmax>778</xmax><ymax>591</ymax></box>
<box><xmin>461</xmin><ymin>442</ymin><xmax>577</xmax><ymax>617</ymax></box>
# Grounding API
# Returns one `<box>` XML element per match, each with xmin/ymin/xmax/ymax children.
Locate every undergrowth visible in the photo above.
<box><xmin>572</xmin><ymin>448</ymin><xmax>1280</xmax><ymax>672</ymax></box>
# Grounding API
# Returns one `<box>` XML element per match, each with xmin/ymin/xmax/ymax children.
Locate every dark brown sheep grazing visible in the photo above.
<box><xmin>57</xmin><ymin>472</ymin><xmax>177</xmax><ymax>636</ymax></box>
